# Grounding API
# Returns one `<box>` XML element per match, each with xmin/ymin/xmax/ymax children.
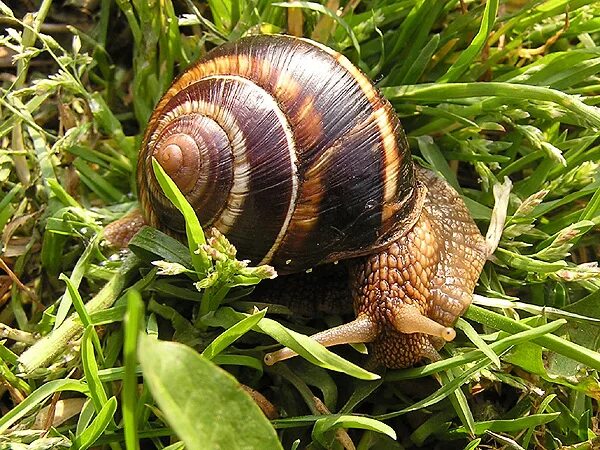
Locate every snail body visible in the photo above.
<box><xmin>132</xmin><ymin>35</ymin><xmax>488</xmax><ymax>368</ymax></box>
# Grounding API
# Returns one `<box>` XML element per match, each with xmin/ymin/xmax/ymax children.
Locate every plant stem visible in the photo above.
<box><xmin>12</xmin><ymin>0</ymin><xmax>54</xmax><ymax>184</ymax></box>
<box><xmin>382</xmin><ymin>82</ymin><xmax>600</xmax><ymax>129</ymax></box>
<box><xmin>464</xmin><ymin>304</ymin><xmax>600</xmax><ymax>371</ymax></box>
<box><xmin>18</xmin><ymin>255</ymin><xmax>141</xmax><ymax>374</ymax></box>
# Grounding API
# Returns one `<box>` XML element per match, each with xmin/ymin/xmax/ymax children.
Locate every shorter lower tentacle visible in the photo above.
<box><xmin>264</xmin><ymin>314</ymin><xmax>378</xmax><ymax>365</ymax></box>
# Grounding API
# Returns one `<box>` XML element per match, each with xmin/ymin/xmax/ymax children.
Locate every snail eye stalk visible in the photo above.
<box><xmin>264</xmin><ymin>315</ymin><xmax>378</xmax><ymax>366</ymax></box>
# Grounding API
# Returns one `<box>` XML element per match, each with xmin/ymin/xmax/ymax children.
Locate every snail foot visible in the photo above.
<box><xmin>103</xmin><ymin>209</ymin><xmax>146</xmax><ymax>248</ymax></box>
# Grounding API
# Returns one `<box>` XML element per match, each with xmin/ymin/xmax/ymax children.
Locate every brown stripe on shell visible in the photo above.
<box><xmin>146</xmin><ymin>52</ymin><xmax>322</xmax><ymax>157</ymax></box>
<box><xmin>271</xmin><ymin>113</ymin><xmax>392</xmax><ymax>272</ymax></box>
<box><xmin>306</xmin><ymin>39</ymin><xmax>409</xmax><ymax>225</ymax></box>
<box><xmin>304</xmin><ymin>38</ymin><xmax>379</xmax><ymax>104</ymax></box>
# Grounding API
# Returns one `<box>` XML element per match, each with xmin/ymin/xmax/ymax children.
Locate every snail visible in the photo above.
<box><xmin>110</xmin><ymin>34</ymin><xmax>488</xmax><ymax>368</ymax></box>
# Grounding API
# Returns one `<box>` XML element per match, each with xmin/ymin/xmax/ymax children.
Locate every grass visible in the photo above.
<box><xmin>1</xmin><ymin>0</ymin><xmax>600</xmax><ymax>448</ymax></box>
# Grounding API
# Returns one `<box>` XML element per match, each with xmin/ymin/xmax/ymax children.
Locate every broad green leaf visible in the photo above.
<box><xmin>128</xmin><ymin>226</ymin><xmax>193</xmax><ymax>269</ymax></box>
<box><xmin>138</xmin><ymin>335</ymin><xmax>283</xmax><ymax>450</ymax></box>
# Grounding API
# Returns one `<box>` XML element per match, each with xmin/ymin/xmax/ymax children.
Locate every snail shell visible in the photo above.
<box><xmin>138</xmin><ymin>35</ymin><xmax>424</xmax><ymax>274</ymax></box>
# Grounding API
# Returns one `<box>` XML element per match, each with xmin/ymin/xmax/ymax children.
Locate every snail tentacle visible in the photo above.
<box><xmin>390</xmin><ymin>304</ymin><xmax>456</xmax><ymax>342</ymax></box>
<box><xmin>263</xmin><ymin>314</ymin><xmax>378</xmax><ymax>366</ymax></box>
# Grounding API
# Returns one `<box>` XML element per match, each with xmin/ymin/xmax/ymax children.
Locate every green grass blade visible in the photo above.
<box><xmin>61</xmin><ymin>274</ymin><xmax>104</xmax><ymax>362</ymax></box>
<box><xmin>447</xmin><ymin>413</ymin><xmax>560</xmax><ymax>437</ymax></box>
<box><xmin>123</xmin><ymin>290</ymin><xmax>144</xmax><ymax>450</ymax></box>
<box><xmin>388</xmin><ymin>319</ymin><xmax>567</xmax><ymax>381</ymax></box>
<box><xmin>81</xmin><ymin>326</ymin><xmax>109</xmax><ymax>413</ymax></box>
<box><xmin>417</xmin><ymin>135</ymin><xmax>460</xmax><ymax>191</ymax></box>
<box><xmin>0</xmin><ymin>380</ymin><xmax>89</xmax><ymax>433</ymax></box>
<box><xmin>378</xmin><ymin>358</ymin><xmax>493</xmax><ymax>421</ymax></box>
<box><xmin>456</xmin><ymin>318</ymin><xmax>501</xmax><ymax>369</ymax></box>
<box><xmin>18</xmin><ymin>255</ymin><xmax>141</xmax><ymax>374</ymax></box>
<box><xmin>214</xmin><ymin>307</ymin><xmax>379</xmax><ymax>380</ymax></box>
<box><xmin>442</xmin><ymin>369</ymin><xmax>475</xmax><ymax>436</ymax></box>
<box><xmin>211</xmin><ymin>354</ymin><xmax>264</xmax><ymax>371</ymax></box>
<box><xmin>438</xmin><ymin>0</ymin><xmax>499</xmax><ymax>82</ymax></box>
<box><xmin>273</xmin><ymin>1</ymin><xmax>360</xmax><ymax>56</ymax></box>
<box><xmin>151</xmin><ymin>157</ymin><xmax>210</xmax><ymax>275</ymax></box>
<box><xmin>465</xmin><ymin>305</ymin><xmax>600</xmax><ymax>371</ymax></box>
<box><xmin>312</xmin><ymin>415</ymin><xmax>396</xmax><ymax>444</ymax></box>
<box><xmin>401</xmin><ymin>33</ymin><xmax>440</xmax><ymax>84</ymax></box>
<box><xmin>382</xmin><ymin>82</ymin><xmax>600</xmax><ymax>128</ymax></box>
<box><xmin>202</xmin><ymin>308</ymin><xmax>267</xmax><ymax>360</ymax></box>
<box><xmin>73</xmin><ymin>397</ymin><xmax>118</xmax><ymax>450</ymax></box>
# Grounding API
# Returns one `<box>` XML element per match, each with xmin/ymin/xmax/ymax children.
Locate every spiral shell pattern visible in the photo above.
<box><xmin>138</xmin><ymin>35</ymin><xmax>422</xmax><ymax>273</ymax></box>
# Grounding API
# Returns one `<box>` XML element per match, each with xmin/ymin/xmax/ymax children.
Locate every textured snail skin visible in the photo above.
<box><xmin>347</xmin><ymin>167</ymin><xmax>486</xmax><ymax>368</ymax></box>
<box><xmin>103</xmin><ymin>210</ymin><xmax>145</xmax><ymax>249</ymax></box>
<box><xmin>121</xmin><ymin>35</ymin><xmax>489</xmax><ymax>368</ymax></box>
